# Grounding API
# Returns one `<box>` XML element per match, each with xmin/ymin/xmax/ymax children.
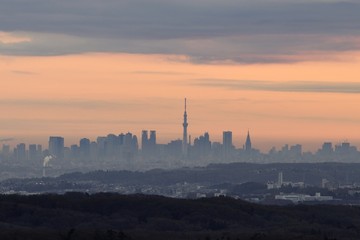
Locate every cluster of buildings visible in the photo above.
<box><xmin>266</xmin><ymin>141</ymin><xmax>359</xmax><ymax>163</ymax></box>
<box><xmin>0</xmin><ymin>131</ymin><xmax>253</xmax><ymax>168</ymax></box>
<box><xmin>274</xmin><ymin>192</ymin><xmax>334</xmax><ymax>203</ymax></box>
<box><xmin>1</xmin><ymin>99</ymin><xmax>360</xmax><ymax>169</ymax></box>
<box><xmin>0</xmin><ymin>99</ymin><xmax>255</xmax><ymax>168</ymax></box>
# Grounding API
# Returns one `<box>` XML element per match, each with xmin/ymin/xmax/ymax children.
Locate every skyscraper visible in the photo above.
<box><xmin>79</xmin><ymin>138</ymin><xmax>91</xmax><ymax>159</ymax></box>
<box><xmin>28</xmin><ymin>144</ymin><xmax>37</xmax><ymax>162</ymax></box>
<box><xmin>245</xmin><ymin>130</ymin><xmax>252</xmax><ymax>152</ymax></box>
<box><xmin>149</xmin><ymin>130</ymin><xmax>157</xmax><ymax>156</ymax></box>
<box><xmin>193</xmin><ymin>132</ymin><xmax>211</xmax><ymax>158</ymax></box>
<box><xmin>141</xmin><ymin>130</ymin><xmax>156</xmax><ymax>157</ymax></box>
<box><xmin>141</xmin><ymin>130</ymin><xmax>148</xmax><ymax>152</ymax></box>
<box><xmin>1</xmin><ymin>144</ymin><xmax>10</xmax><ymax>158</ymax></box>
<box><xmin>223</xmin><ymin>131</ymin><xmax>233</xmax><ymax>161</ymax></box>
<box><xmin>182</xmin><ymin>98</ymin><xmax>188</xmax><ymax>157</ymax></box>
<box><xmin>223</xmin><ymin>131</ymin><xmax>232</xmax><ymax>149</ymax></box>
<box><xmin>15</xmin><ymin>143</ymin><xmax>26</xmax><ymax>161</ymax></box>
<box><xmin>149</xmin><ymin>130</ymin><xmax>156</xmax><ymax>146</ymax></box>
<box><xmin>49</xmin><ymin>136</ymin><xmax>64</xmax><ymax>160</ymax></box>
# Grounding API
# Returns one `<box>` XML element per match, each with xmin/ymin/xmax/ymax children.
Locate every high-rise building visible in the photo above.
<box><xmin>70</xmin><ymin>144</ymin><xmax>79</xmax><ymax>159</ymax></box>
<box><xmin>118</xmin><ymin>133</ymin><xmax>125</xmax><ymax>145</ymax></box>
<box><xmin>90</xmin><ymin>141</ymin><xmax>98</xmax><ymax>161</ymax></box>
<box><xmin>80</xmin><ymin>138</ymin><xmax>91</xmax><ymax>159</ymax></box>
<box><xmin>167</xmin><ymin>139</ymin><xmax>183</xmax><ymax>157</ymax></box>
<box><xmin>290</xmin><ymin>144</ymin><xmax>302</xmax><ymax>156</ymax></box>
<box><xmin>49</xmin><ymin>136</ymin><xmax>64</xmax><ymax>160</ymax></box>
<box><xmin>223</xmin><ymin>131</ymin><xmax>232</xmax><ymax>149</ymax></box>
<box><xmin>193</xmin><ymin>132</ymin><xmax>211</xmax><ymax>158</ymax></box>
<box><xmin>132</xmin><ymin>135</ymin><xmax>139</xmax><ymax>152</ymax></box>
<box><xmin>182</xmin><ymin>98</ymin><xmax>188</xmax><ymax>157</ymax></box>
<box><xmin>28</xmin><ymin>144</ymin><xmax>37</xmax><ymax>162</ymax></box>
<box><xmin>96</xmin><ymin>136</ymin><xmax>106</xmax><ymax>157</ymax></box>
<box><xmin>37</xmin><ymin>144</ymin><xmax>42</xmax><ymax>154</ymax></box>
<box><xmin>124</xmin><ymin>132</ymin><xmax>133</xmax><ymax>150</ymax></box>
<box><xmin>141</xmin><ymin>130</ymin><xmax>148</xmax><ymax>151</ymax></box>
<box><xmin>245</xmin><ymin>131</ymin><xmax>252</xmax><ymax>152</ymax></box>
<box><xmin>335</xmin><ymin>142</ymin><xmax>352</xmax><ymax>155</ymax></box>
<box><xmin>141</xmin><ymin>130</ymin><xmax>157</xmax><ymax>158</ymax></box>
<box><xmin>15</xmin><ymin>143</ymin><xmax>26</xmax><ymax>161</ymax></box>
<box><xmin>322</xmin><ymin>142</ymin><xmax>333</xmax><ymax>154</ymax></box>
<box><xmin>122</xmin><ymin>132</ymin><xmax>138</xmax><ymax>160</ymax></box>
<box><xmin>105</xmin><ymin>134</ymin><xmax>118</xmax><ymax>156</ymax></box>
<box><xmin>2</xmin><ymin>144</ymin><xmax>10</xmax><ymax>156</ymax></box>
<box><xmin>223</xmin><ymin>131</ymin><xmax>233</xmax><ymax>161</ymax></box>
<box><xmin>149</xmin><ymin>130</ymin><xmax>157</xmax><ymax>156</ymax></box>
<box><xmin>149</xmin><ymin>130</ymin><xmax>156</xmax><ymax>146</ymax></box>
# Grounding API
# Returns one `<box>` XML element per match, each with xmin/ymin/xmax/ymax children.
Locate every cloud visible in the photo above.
<box><xmin>0</xmin><ymin>138</ymin><xmax>15</xmax><ymax>142</ymax></box>
<box><xmin>0</xmin><ymin>99</ymin><xmax>136</xmax><ymax>110</ymax></box>
<box><xmin>0</xmin><ymin>0</ymin><xmax>360</xmax><ymax>63</ymax></box>
<box><xmin>192</xmin><ymin>79</ymin><xmax>360</xmax><ymax>94</ymax></box>
<box><xmin>11</xmin><ymin>70</ymin><xmax>38</xmax><ymax>75</ymax></box>
<box><xmin>132</xmin><ymin>71</ymin><xmax>194</xmax><ymax>76</ymax></box>
<box><xmin>0</xmin><ymin>31</ymin><xmax>31</xmax><ymax>44</ymax></box>
<box><xmin>0</xmin><ymin>98</ymin><xmax>181</xmax><ymax>111</ymax></box>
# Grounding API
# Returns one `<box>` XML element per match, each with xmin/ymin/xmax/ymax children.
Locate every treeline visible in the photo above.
<box><xmin>1</xmin><ymin>193</ymin><xmax>360</xmax><ymax>239</ymax></box>
<box><xmin>4</xmin><ymin>162</ymin><xmax>360</xmax><ymax>191</ymax></box>
<box><xmin>57</xmin><ymin>162</ymin><xmax>360</xmax><ymax>186</ymax></box>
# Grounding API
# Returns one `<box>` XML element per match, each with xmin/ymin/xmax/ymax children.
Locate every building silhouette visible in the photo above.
<box><xmin>49</xmin><ymin>136</ymin><xmax>64</xmax><ymax>160</ymax></box>
<box><xmin>15</xmin><ymin>143</ymin><xmax>26</xmax><ymax>161</ymax></box>
<box><xmin>167</xmin><ymin>139</ymin><xmax>183</xmax><ymax>157</ymax></box>
<box><xmin>150</xmin><ymin>130</ymin><xmax>156</xmax><ymax>146</ymax></box>
<box><xmin>79</xmin><ymin>138</ymin><xmax>91</xmax><ymax>159</ymax></box>
<box><xmin>1</xmin><ymin>144</ymin><xmax>10</xmax><ymax>159</ymax></box>
<box><xmin>245</xmin><ymin>131</ymin><xmax>252</xmax><ymax>152</ymax></box>
<box><xmin>141</xmin><ymin>130</ymin><xmax>149</xmax><ymax>152</ymax></box>
<box><xmin>182</xmin><ymin>98</ymin><xmax>188</xmax><ymax>157</ymax></box>
<box><xmin>141</xmin><ymin>130</ymin><xmax>157</xmax><ymax>158</ymax></box>
<box><xmin>223</xmin><ymin>131</ymin><xmax>233</xmax><ymax>161</ymax></box>
<box><xmin>193</xmin><ymin>132</ymin><xmax>212</xmax><ymax>159</ymax></box>
<box><xmin>28</xmin><ymin>144</ymin><xmax>39</xmax><ymax>162</ymax></box>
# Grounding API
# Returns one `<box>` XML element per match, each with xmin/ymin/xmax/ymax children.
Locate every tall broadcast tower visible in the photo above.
<box><xmin>182</xmin><ymin>98</ymin><xmax>188</xmax><ymax>157</ymax></box>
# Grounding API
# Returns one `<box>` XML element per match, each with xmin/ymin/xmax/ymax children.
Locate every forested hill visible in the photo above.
<box><xmin>58</xmin><ymin>162</ymin><xmax>360</xmax><ymax>186</ymax></box>
<box><xmin>1</xmin><ymin>193</ymin><xmax>360</xmax><ymax>239</ymax></box>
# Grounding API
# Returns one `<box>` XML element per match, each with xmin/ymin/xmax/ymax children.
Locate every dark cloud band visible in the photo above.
<box><xmin>1</xmin><ymin>0</ymin><xmax>360</xmax><ymax>63</ymax></box>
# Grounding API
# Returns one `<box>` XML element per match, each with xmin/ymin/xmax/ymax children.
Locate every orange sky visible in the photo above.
<box><xmin>1</xmin><ymin>52</ymin><xmax>360</xmax><ymax>151</ymax></box>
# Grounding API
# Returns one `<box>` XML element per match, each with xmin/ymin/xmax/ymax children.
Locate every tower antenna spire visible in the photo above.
<box><xmin>182</xmin><ymin>98</ymin><xmax>188</xmax><ymax>157</ymax></box>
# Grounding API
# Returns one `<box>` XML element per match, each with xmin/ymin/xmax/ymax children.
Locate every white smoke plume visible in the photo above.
<box><xmin>43</xmin><ymin>155</ymin><xmax>53</xmax><ymax>167</ymax></box>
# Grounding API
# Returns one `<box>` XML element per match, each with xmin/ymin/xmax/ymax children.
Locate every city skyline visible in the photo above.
<box><xmin>1</xmin><ymin>127</ymin><xmax>359</xmax><ymax>155</ymax></box>
<box><xmin>0</xmin><ymin>101</ymin><xmax>359</xmax><ymax>151</ymax></box>
<box><xmin>3</xmin><ymin>127</ymin><xmax>360</xmax><ymax>169</ymax></box>
<box><xmin>1</xmin><ymin>0</ymin><xmax>360</xmax><ymax>151</ymax></box>
<box><xmin>1</xmin><ymin>95</ymin><xmax>359</xmax><ymax>152</ymax></box>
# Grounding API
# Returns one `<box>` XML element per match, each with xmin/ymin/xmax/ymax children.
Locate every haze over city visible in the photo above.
<box><xmin>4</xmin><ymin>1</ymin><xmax>360</xmax><ymax>239</ymax></box>
<box><xmin>1</xmin><ymin>0</ymin><xmax>360</xmax><ymax>152</ymax></box>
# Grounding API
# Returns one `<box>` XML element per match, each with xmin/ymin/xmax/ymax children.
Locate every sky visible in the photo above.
<box><xmin>1</xmin><ymin>0</ymin><xmax>360</xmax><ymax>151</ymax></box>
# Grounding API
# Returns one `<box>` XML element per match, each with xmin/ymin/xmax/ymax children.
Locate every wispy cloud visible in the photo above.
<box><xmin>11</xmin><ymin>70</ymin><xmax>38</xmax><ymax>75</ymax></box>
<box><xmin>0</xmin><ymin>31</ymin><xmax>31</xmax><ymax>44</ymax></box>
<box><xmin>0</xmin><ymin>98</ymin><xmax>181</xmax><ymax>111</ymax></box>
<box><xmin>132</xmin><ymin>71</ymin><xmax>194</xmax><ymax>76</ymax></box>
<box><xmin>0</xmin><ymin>138</ymin><xmax>15</xmax><ymax>142</ymax></box>
<box><xmin>0</xmin><ymin>99</ymin><xmax>139</xmax><ymax>110</ymax></box>
<box><xmin>192</xmin><ymin>79</ymin><xmax>360</xmax><ymax>94</ymax></box>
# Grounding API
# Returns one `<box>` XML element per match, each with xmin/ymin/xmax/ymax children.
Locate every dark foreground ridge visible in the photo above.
<box><xmin>1</xmin><ymin>193</ymin><xmax>360</xmax><ymax>240</ymax></box>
